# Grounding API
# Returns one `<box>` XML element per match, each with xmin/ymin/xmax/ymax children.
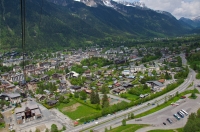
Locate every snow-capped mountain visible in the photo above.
<box><xmin>73</xmin><ymin>0</ymin><xmax>147</xmax><ymax>8</ymax></box>
<box><xmin>113</xmin><ymin>1</ymin><xmax>146</xmax><ymax>8</ymax></box>
<box><xmin>192</xmin><ymin>16</ymin><xmax>200</xmax><ymax>22</ymax></box>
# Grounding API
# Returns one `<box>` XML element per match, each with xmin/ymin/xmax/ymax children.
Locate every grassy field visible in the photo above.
<box><xmin>125</xmin><ymin>94</ymin><xmax>139</xmax><ymax>101</ymax></box>
<box><xmin>148</xmin><ymin>128</ymin><xmax>183</xmax><ymax>132</ymax></box>
<box><xmin>56</xmin><ymin>99</ymin><xmax>100</xmax><ymax>120</ymax></box>
<box><xmin>108</xmin><ymin>124</ymin><xmax>148</xmax><ymax>132</ymax></box>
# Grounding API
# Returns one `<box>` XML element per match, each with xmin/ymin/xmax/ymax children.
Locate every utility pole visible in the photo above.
<box><xmin>20</xmin><ymin>0</ymin><xmax>28</xmax><ymax>92</ymax></box>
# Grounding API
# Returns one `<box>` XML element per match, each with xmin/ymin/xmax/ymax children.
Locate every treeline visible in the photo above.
<box><xmin>81</xmin><ymin>57</ymin><xmax>113</xmax><ymax>68</ymax></box>
<box><xmin>141</xmin><ymin>51</ymin><xmax>162</xmax><ymax>63</ymax></box>
<box><xmin>187</xmin><ymin>52</ymin><xmax>200</xmax><ymax>72</ymax></box>
<box><xmin>183</xmin><ymin>109</ymin><xmax>200</xmax><ymax>132</ymax></box>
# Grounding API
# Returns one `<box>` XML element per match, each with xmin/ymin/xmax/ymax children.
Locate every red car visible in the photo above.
<box><xmin>181</xmin><ymin>96</ymin><xmax>186</xmax><ymax>99</ymax></box>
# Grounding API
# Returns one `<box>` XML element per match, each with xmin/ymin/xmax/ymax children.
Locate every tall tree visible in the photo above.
<box><xmin>102</xmin><ymin>94</ymin><xmax>109</xmax><ymax>108</ymax></box>
<box><xmin>95</xmin><ymin>91</ymin><xmax>100</xmax><ymax>104</ymax></box>
<box><xmin>80</xmin><ymin>91</ymin><xmax>87</xmax><ymax>100</ymax></box>
<box><xmin>51</xmin><ymin>124</ymin><xmax>58</xmax><ymax>132</ymax></box>
<box><xmin>74</xmin><ymin>92</ymin><xmax>79</xmax><ymax>98</ymax></box>
<box><xmin>90</xmin><ymin>90</ymin><xmax>96</xmax><ymax>104</ymax></box>
<box><xmin>143</xmin><ymin>84</ymin><xmax>148</xmax><ymax>90</ymax></box>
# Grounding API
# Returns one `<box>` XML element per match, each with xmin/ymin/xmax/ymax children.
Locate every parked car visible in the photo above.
<box><xmin>167</xmin><ymin>118</ymin><xmax>173</xmax><ymax>124</ymax></box>
<box><xmin>163</xmin><ymin>122</ymin><xmax>166</xmax><ymax>125</ymax></box>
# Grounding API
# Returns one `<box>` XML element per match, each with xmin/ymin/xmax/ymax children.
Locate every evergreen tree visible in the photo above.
<box><xmin>143</xmin><ymin>84</ymin><xmax>148</xmax><ymax>90</ymax></box>
<box><xmin>65</xmin><ymin>68</ymin><xmax>70</xmax><ymax>74</ymax></box>
<box><xmin>131</xmin><ymin>113</ymin><xmax>134</xmax><ymax>119</ymax></box>
<box><xmin>165</xmin><ymin>71</ymin><xmax>170</xmax><ymax>80</ymax></box>
<box><xmin>101</xmin><ymin>86</ymin><xmax>105</xmax><ymax>94</ymax></box>
<box><xmin>191</xmin><ymin>92</ymin><xmax>196</xmax><ymax>99</ymax></box>
<box><xmin>59</xmin><ymin>96</ymin><xmax>65</xmax><ymax>103</ymax></box>
<box><xmin>74</xmin><ymin>92</ymin><xmax>79</xmax><ymax>98</ymax></box>
<box><xmin>51</xmin><ymin>124</ymin><xmax>58</xmax><ymax>132</ymax></box>
<box><xmin>95</xmin><ymin>91</ymin><xmax>100</xmax><ymax>104</ymax></box>
<box><xmin>102</xmin><ymin>94</ymin><xmax>109</xmax><ymax>108</ymax></box>
<box><xmin>90</xmin><ymin>90</ymin><xmax>96</xmax><ymax>104</ymax></box>
<box><xmin>80</xmin><ymin>91</ymin><xmax>87</xmax><ymax>100</ymax></box>
<box><xmin>122</xmin><ymin>119</ymin><xmax>126</xmax><ymax>126</ymax></box>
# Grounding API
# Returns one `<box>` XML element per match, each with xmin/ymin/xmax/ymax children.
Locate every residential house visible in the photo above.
<box><xmin>47</xmin><ymin>100</ymin><xmax>57</xmax><ymax>106</ymax></box>
<box><xmin>0</xmin><ymin>93</ymin><xmax>21</xmax><ymax>104</ymax></box>
<box><xmin>113</xmin><ymin>87</ymin><xmax>126</xmax><ymax>95</ymax></box>
<box><xmin>70</xmin><ymin>85</ymin><xmax>81</xmax><ymax>92</ymax></box>
<box><xmin>66</xmin><ymin>71</ymin><xmax>79</xmax><ymax>78</ymax></box>
<box><xmin>122</xmin><ymin>70</ymin><xmax>130</xmax><ymax>76</ymax></box>
<box><xmin>41</xmin><ymin>75</ymin><xmax>50</xmax><ymax>81</ymax></box>
<box><xmin>84</xmin><ymin>89</ymin><xmax>92</xmax><ymax>94</ymax></box>
<box><xmin>146</xmin><ymin>81</ymin><xmax>165</xmax><ymax>92</ymax></box>
<box><xmin>10</xmin><ymin>73</ymin><xmax>25</xmax><ymax>82</ymax></box>
<box><xmin>130</xmin><ymin>65</ymin><xmax>146</xmax><ymax>73</ymax></box>
<box><xmin>13</xmin><ymin>66</ymin><xmax>22</xmax><ymax>72</ymax></box>
<box><xmin>52</xmin><ymin>73</ymin><xmax>62</xmax><ymax>80</ymax></box>
<box><xmin>5</xmin><ymin>85</ymin><xmax>16</xmax><ymax>92</ymax></box>
<box><xmin>1</xmin><ymin>73</ymin><xmax>11</xmax><ymax>80</ymax></box>
<box><xmin>35</xmin><ymin>94</ymin><xmax>46</xmax><ymax>101</ymax></box>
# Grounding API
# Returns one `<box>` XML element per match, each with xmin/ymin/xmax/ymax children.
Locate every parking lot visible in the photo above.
<box><xmin>127</xmin><ymin>95</ymin><xmax>200</xmax><ymax>130</ymax></box>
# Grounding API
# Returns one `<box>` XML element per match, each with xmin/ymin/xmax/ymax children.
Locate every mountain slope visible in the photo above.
<box><xmin>0</xmin><ymin>0</ymin><xmax>192</xmax><ymax>51</ymax></box>
<box><xmin>179</xmin><ymin>17</ymin><xmax>200</xmax><ymax>28</ymax></box>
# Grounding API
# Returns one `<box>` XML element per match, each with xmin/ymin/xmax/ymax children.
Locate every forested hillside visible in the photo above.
<box><xmin>0</xmin><ymin>0</ymin><xmax>193</xmax><ymax>51</ymax></box>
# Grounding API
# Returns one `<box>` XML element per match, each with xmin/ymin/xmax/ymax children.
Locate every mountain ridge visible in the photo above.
<box><xmin>179</xmin><ymin>16</ymin><xmax>200</xmax><ymax>28</ymax></box>
<box><xmin>0</xmin><ymin>0</ymin><xmax>193</xmax><ymax>51</ymax></box>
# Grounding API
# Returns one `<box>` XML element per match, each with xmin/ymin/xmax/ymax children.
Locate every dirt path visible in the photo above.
<box><xmin>62</xmin><ymin>103</ymin><xmax>81</xmax><ymax>112</ymax></box>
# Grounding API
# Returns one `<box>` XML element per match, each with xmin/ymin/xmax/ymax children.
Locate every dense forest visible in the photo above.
<box><xmin>187</xmin><ymin>51</ymin><xmax>200</xmax><ymax>79</ymax></box>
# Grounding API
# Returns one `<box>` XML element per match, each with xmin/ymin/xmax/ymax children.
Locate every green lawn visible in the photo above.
<box><xmin>108</xmin><ymin>124</ymin><xmax>148</xmax><ymax>132</ymax></box>
<box><xmin>148</xmin><ymin>128</ymin><xmax>183</xmax><ymax>132</ymax></box>
<box><xmin>56</xmin><ymin>99</ymin><xmax>100</xmax><ymax>121</ymax></box>
<box><xmin>125</xmin><ymin>94</ymin><xmax>139</xmax><ymax>101</ymax></box>
<box><xmin>65</xmin><ymin>105</ymin><xmax>100</xmax><ymax>120</ymax></box>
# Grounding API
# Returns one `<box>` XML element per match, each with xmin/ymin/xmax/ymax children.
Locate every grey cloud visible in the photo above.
<box><xmin>138</xmin><ymin>0</ymin><xmax>200</xmax><ymax>19</ymax></box>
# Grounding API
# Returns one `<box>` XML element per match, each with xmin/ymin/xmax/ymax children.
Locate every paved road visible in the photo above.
<box><xmin>133</xmin><ymin>95</ymin><xmax>200</xmax><ymax>132</ymax></box>
<box><xmin>66</xmin><ymin>68</ymin><xmax>194</xmax><ymax>132</ymax></box>
<box><xmin>65</xmin><ymin>54</ymin><xmax>194</xmax><ymax>132</ymax></box>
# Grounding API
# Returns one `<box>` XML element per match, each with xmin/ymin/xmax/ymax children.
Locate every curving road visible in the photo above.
<box><xmin>65</xmin><ymin>54</ymin><xmax>195</xmax><ymax>132</ymax></box>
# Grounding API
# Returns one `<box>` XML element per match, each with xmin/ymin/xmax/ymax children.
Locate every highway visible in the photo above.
<box><xmin>65</xmin><ymin>54</ymin><xmax>194</xmax><ymax>132</ymax></box>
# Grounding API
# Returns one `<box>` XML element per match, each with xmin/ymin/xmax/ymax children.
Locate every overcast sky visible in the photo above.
<box><xmin>127</xmin><ymin>0</ymin><xmax>200</xmax><ymax>19</ymax></box>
